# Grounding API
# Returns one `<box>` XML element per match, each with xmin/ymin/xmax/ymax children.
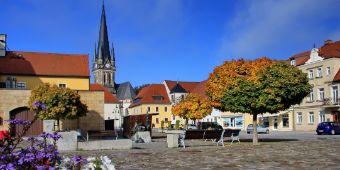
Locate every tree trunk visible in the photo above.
<box><xmin>252</xmin><ymin>114</ymin><xmax>258</xmax><ymax>145</ymax></box>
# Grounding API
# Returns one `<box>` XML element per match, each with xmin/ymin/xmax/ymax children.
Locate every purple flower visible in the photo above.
<box><xmin>5</xmin><ymin>119</ymin><xmax>31</xmax><ymax>125</ymax></box>
<box><xmin>34</xmin><ymin>101</ymin><xmax>47</xmax><ymax>110</ymax></box>
<box><xmin>71</xmin><ymin>155</ymin><xmax>87</xmax><ymax>165</ymax></box>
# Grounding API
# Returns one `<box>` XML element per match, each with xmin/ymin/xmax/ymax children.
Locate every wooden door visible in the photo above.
<box><xmin>10</xmin><ymin>107</ymin><xmax>43</xmax><ymax>137</ymax></box>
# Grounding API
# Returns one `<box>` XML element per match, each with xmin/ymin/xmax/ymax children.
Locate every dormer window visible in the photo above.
<box><xmin>290</xmin><ymin>59</ymin><xmax>296</xmax><ymax>66</ymax></box>
<box><xmin>152</xmin><ymin>95</ymin><xmax>164</xmax><ymax>101</ymax></box>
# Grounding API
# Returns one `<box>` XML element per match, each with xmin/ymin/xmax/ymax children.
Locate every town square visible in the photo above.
<box><xmin>0</xmin><ymin>0</ymin><xmax>340</xmax><ymax>169</ymax></box>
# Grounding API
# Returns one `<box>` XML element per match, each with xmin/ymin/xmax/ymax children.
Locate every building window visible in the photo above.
<box><xmin>318</xmin><ymin>88</ymin><xmax>324</xmax><ymax>101</ymax></box>
<box><xmin>309</xmin><ymin>70</ymin><xmax>314</xmax><ymax>79</ymax></box>
<box><xmin>172</xmin><ymin>115</ymin><xmax>175</xmax><ymax>120</ymax></box>
<box><xmin>297</xmin><ymin>112</ymin><xmax>302</xmax><ymax>124</ymax></box>
<box><xmin>309</xmin><ymin>112</ymin><xmax>314</xmax><ymax>124</ymax></box>
<box><xmin>0</xmin><ymin>82</ymin><xmax>6</xmax><ymax>88</ymax></box>
<box><xmin>155</xmin><ymin>107</ymin><xmax>159</xmax><ymax>112</ymax></box>
<box><xmin>147</xmin><ymin>107</ymin><xmax>150</xmax><ymax>112</ymax></box>
<box><xmin>319</xmin><ymin>112</ymin><xmax>325</xmax><ymax>123</ymax></box>
<box><xmin>290</xmin><ymin>59</ymin><xmax>296</xmax><ymax>66</ymax></box>
<box><xmin>58</xmin><ymin>83</ymin><xmax>67</xmax><ymax>89</ymax></box>
<box><xmin>282</xmin><ymin>114</ymin><xmax>289</xmax><ymax>128</ymax></box>
<box><xmin>332</xmin><ymin>86</ymin><xmax>339</xmax><ymax>104</ymax></box>
<box><xmin>165</xmin><ymin>118</ymin><xmax>168</xmax><ymax>122</ymax></box>
<box><xmin>181</xmin><ymin>95</ymin><xmax>185</xmax><ymax>100</ymax></box>
<box><xmin>156</xmin><ymin>118</ymin><xmax>159</xmax><ymax>124</ymax></box>
<box><xmin>16</xmin><ymin>82</ymin><xmax>26</xmax><ymax>89</ymax></box>
<box><xmin>171</xmin><ymin>95</ymin><xmax>175</xmax><ymax>102</ymax></box>
<box><xmin>308</xmin><ymin>89</ymin><xmax>314</xmax><ymax>102</ymax></box>
<box><xmin>326</xmin><ymin>67</ymin><xmax>331</xmax><ymax>76</ymax></box>
<box><xmin>164</xmin><ymin>107</ymin><xmax>168</xmax><ymax>112</ymax></box>
<box><xmin>316</xmin><ymin>67</ymin><xmax>322</xmax><ymax>78</ymax></box>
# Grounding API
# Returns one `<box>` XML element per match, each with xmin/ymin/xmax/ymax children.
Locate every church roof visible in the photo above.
<box><xmin>169</xmin><ymin>83</ymin><xmax>187</xmax><ymax>93</ymax></box>
<box><xmin>116</xmin><ymin>82</ymin><xmax>136</xmax><ymax>100</ymax></box>
<box><xmin>130</xmin><ymin>84</ymin><xmax>170</xmax><ymax>108</ymax></box>
<box><xmin>95</xmin><ymin>2</ymin><xmax>111</xmax><ymax>62</ymax></box>
<box><xmin>90</xmin><ymin>83</ymin><xmax>119</xmax><ymax>103</ymax></box>
<box><xmin>0</xmin><ymin>51</ymin><xmax>89</xmax><ymax>77</ymax></box>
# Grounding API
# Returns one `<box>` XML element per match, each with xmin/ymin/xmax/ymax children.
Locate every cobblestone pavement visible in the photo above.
<box><xmin>62</xmin><ymin>132</ymin><xmax>340</xmax><ymax>169</ymax></box>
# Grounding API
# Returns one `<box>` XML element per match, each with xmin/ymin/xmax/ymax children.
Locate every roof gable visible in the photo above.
<box><xmin>165</xmin><ymin>80</ymin><xmax>199</xmax><ymax>93</ymax></box>
<box><xmin>170</xmin><ymin>83</ymin><xmax>187</xmax><ymax>93</ymax></box>
<box><xmin>130</xmin><ymin>84</ymin><xmax>170</xmax><ymax>107</ymax></box>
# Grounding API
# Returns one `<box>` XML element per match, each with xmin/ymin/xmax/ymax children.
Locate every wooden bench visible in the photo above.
<box><xmin>179</xmin><ymin>129</ymin><xmax>241</xmax><ymax>148</ymax></box>
<box><xmin>86</xmin><ymin>130</ymin><xmax>118</xmax><ymax>141</ymax></box>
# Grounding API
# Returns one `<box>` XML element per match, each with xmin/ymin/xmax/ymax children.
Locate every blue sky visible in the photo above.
<box><xmin>1</xmin><ymin>0</ymin><xmax>340</xmax><ymax>87</ymax></box>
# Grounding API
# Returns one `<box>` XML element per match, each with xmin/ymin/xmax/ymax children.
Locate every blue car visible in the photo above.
<box><xmin>316</xmin><ymin>122</ymin><xmax>340</xmax><ymax>135</ymax></box>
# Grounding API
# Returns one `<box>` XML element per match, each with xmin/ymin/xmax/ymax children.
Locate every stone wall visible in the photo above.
<box><xmin>61</xmin><ymin>91</ymin><xmax>105</xmax><ymax>131</ymax></box>
<box><xmin>0</xmin><ymin>89</ymin><xmax>105</xmax><ymax>132</ymax></box>
<box><xmin>0</xmin><ymin>89</ymin><xmax>31</xmax><ymax>130</ymax></box>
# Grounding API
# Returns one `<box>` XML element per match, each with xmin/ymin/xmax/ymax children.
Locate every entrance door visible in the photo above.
<box><xmin>273</xmin><ymin>116</ymin><xmax>278</xmax><ymax>130</ymax></box>
<box><xmin>10</xmin><ymin>107</ymin><xmax>43</xmax><ymax>137</ymax></box>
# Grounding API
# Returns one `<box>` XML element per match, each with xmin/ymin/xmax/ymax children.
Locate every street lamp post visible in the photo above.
<box><xmin>146</xmin><ymin>111</ymin><xmax>150</xmax><ymax>131</ymax></box>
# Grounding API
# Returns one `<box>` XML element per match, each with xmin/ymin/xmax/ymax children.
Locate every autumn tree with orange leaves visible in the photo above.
<box><xmin>206</xmin><ymin>58</ymin><xmax>310</xmax><ymax>144</ymax></box>
<box><xmin>172</xmin><ymin>93</ymin><xmax>212</xmax><ymax>125</ymax></box>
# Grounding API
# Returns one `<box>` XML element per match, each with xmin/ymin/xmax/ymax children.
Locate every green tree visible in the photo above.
<box><xmin>207</xmin><ymin>58</ymin><xmax>311</xmax><ymax>144</ymax></box>
<box><xmin>28</xmin><ymin>83</ymin><xmax>88</xmax><ymax>130</ymax></box>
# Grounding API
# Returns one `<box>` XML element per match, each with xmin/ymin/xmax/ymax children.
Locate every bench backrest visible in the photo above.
<box><xmin>223</xmin><ymin>129</ymin><xmax>241</xmax><ymax>137</ymax></box>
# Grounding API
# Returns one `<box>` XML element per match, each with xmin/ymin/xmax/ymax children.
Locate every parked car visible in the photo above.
<box><xmin>186</xmin><ymin>124</ymin><xmax>198</xmax><ymax>130</ymax></box>
<box><xmin>247</xmin><ymin>124</ymin><xmax>269</xmax><ymax>134</ymax></box>
<box><xmin>316</xmin><ymin>122</ymin><xmax>340</xmax><ymax>135</ymax></box>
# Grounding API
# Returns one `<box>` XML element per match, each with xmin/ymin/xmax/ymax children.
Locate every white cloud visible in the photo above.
<box><xmin>218</xmin><ymin>0</ymin><xmax>340</xmax><ymax>60</ymax></box>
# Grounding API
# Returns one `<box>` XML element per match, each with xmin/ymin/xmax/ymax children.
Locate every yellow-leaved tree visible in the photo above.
<box><xmin>172</xmin><ymin>93</ymin><xmax>212</xmax><ymax>125</ymax></box>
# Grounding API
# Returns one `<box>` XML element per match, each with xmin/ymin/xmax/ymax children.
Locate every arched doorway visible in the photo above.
<box><xmin>9</xmin><ymin>107</ymin><xmax>43</xmax><ymax>137</ymax></box>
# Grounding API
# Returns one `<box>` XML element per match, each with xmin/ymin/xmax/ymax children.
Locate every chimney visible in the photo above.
<box><xmin>324</xmin><ymin>39</ymin><xmax>333</xmax><ymax>45</ymax></box>
<box><xmin>0</xmin><ymin>34</ymin><xmax>6</xmax><ymax>57</ymax></box>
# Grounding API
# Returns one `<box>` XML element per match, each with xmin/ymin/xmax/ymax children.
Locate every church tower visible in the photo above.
<box><xmin>92</xmin><ymin>2</ymin><xmax>116</xmax><ymax>94</ymax></box>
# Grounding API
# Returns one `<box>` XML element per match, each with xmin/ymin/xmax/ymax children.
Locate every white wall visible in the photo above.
<box><xmin>104</xmin><ymin>103</ymin><xmax>121</xmax><ymax>129</ymax></box>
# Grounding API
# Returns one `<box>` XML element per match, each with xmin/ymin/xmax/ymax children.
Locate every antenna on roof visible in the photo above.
<box><xmin>313</xmin><ymin>43</ymin><xmax>316</xmax><ymax>48</ymax></box>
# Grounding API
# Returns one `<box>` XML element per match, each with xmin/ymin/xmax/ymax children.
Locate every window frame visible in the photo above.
<box><xmin>308</xmin><ymin>112</ymin><xmax>314</xmax><ymax>124</ymax></box>
<box><xmin>318</xmin><ymin>88</ymin><xmax>325</xmax><ymax>101</ymax></box>
<box><xmin>326</xmin><ymin>66</ymin><xmax>331</xmax><ymax>76</ymax></box>
<box><xmin>297</xmin><ymin>112</ymin><xmax>302</xmax><ymax>124</ymax></box>
<box><xmin>316</xmin><ymin>67</ymin><xmax>322</xmax><ymax>78</ymax></box>
<box><xmin>308</xmin><ymin>70</ymin><xmax>314</xmax><ymax>79</ymax></box>
<box><xmin>58</xmin><ymin>83</ymin><xmax>67</xmax><ymax>89</ymax></box>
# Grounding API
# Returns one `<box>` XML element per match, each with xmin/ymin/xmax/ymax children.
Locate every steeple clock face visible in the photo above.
<box><xmin>105</xmin><ymin>63</ymin><xmax>110</xmax><ymax>68</ymax></box>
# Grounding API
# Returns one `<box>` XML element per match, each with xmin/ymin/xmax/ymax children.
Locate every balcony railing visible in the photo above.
<box><xmin>322</xmin><ymin>98</ymin><xmax>340</xmax><ymax>106</ymax></box>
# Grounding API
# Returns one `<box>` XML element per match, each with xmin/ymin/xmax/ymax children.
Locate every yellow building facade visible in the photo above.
<box><xmin>0</xmin><ymin>75</ymin><xmax>89</xmax><ymax>90</ymax></box>
<box><xmin>129</xmin><ymin>104</ymin><xmax>173</xmax><ymax>128</ymax></box>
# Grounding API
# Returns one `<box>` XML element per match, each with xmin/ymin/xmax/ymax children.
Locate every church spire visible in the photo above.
<box><xmin>97</xmin><ymin>1</ymin><xmax>111</xmax><ymax>62</ymax></box>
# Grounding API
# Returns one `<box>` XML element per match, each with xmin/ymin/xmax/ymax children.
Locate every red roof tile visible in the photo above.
<box><xmin>90</xmin><ymin>83</ymin><xmax>119</xmax><ymax>103</ymax></box>
<box><xmin>130</xmin><ymin>84</ymin><xmax>170</xmax><ymax>108</ymax></box>
<box><xmin>288</xmin><ymin>41</ymin><xmax>340</xmax><ymax>66</ymax></box>
<box><xmin>333</xmin><ymin>69</ymin><xmax>340</xmax><ymax>82</ymax></box>
<box><xmin>165</xmin><ymin>80</ymin><xmax>200</xmax><ymax>93</ymax></box>
<box><xmin>191</xmin><ymin>80</ymin><xmax>208</xmax><ymax>98</ymax></box>
<box><xmin>0</xmin><ymin>51</ymin><xmax>90</xmax><ymax>77</ymax></box>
